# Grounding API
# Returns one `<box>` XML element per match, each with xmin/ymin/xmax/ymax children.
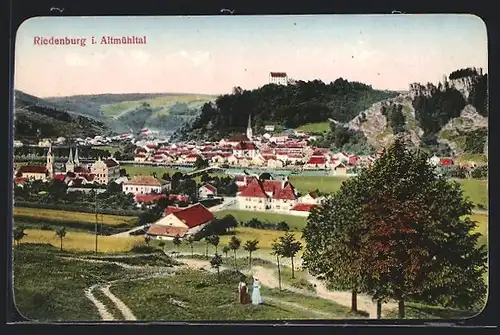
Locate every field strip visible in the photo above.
<box><xmin>84</xmin><ymin>284</ymin><xmax>115</xmax><ymax>321</ymax></box>
<box><xmin>101</xmin><ymin>284</ymin><xmax>137</xmax><ymax>321</ymax></box>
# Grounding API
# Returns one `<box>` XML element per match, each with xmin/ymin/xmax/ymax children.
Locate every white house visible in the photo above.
<box><xmin>299</xmin><ymin>191</ymin><xmax>323</xmax><ymax>205</ymax></box>
<box><xmin>237</xmin><ymin>178</ymin><xmax>298</xmax><ymax>213</ymax></box>
<box><xmin>135</xmin><ymin>153</ymin><xmax>148</xmax><ymax>162</ymax></box>
<box><xmin>146</xmin><ymin>203</ymin><xmax>214</xmax><ymax>240</ymax></box>
<box><xmin>122</xmin><ymin>175</ymin><xmax>171</xmax><ymax>196</ymax></box>
<box><xmin>199</xmin><ymin>184</ymin><xmax>217</xmax><ymax>199</ymax></box>
<box><xmin>269</xmin><ymin>72</ymin><xmax>288</xmax><ymax>86</ymax></box>
<box><xmin>428</xmin><ymin>155</ymin><xmax>441</xmax><ymax>167</ymax></box>
<box><xmin>265</xmin><ymin>125</ymin><xmax>276</xmax><ymax>132</ymax></box>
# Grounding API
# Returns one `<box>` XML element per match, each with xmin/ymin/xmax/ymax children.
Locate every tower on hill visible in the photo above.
<box><xmin>46</xmin><ymin>142</ymin><xmax>54</xmax><ymax>179</ymax></box>
<box><xmin>246</xmin><ymin>113</ymin><xmax>253</xmax><ymax>141</ymax></box>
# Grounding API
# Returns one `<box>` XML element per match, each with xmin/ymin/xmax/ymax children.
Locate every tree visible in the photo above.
<box><xmin>271</xmin><ymin>240</ymin><xmax>283</xmax><ymax>291</ymax></box>
<box><xmin>203</xmin><ymin>237</ymin><xmax>211</xmax><ymax>257</ymax></box>
<box><xmin>119</xmin><ymin>168</ymin><xmax>128</xmax><ymax>177</ymax></box>
<box><xmin>186</xmin><ymin>236</ymin><xmax>195</xmax><ymax>256</ymax></box>
<box><xmin>303</xmin><ymin>138</ymin><xmax>487</xmax><ymax>317</ymax></box>
<box><xmin>162</xmin><ymin>173</ymin><xmax>171</xmax><ymax>181</ymax></box>
<box><xmin>144</xmin><ymin>235</ymin><xmax>151</xmax><ymax>246</ymax></box>
<box><xmin>195</xmin><ymin>157</ymin><xmax>209</xmax><ymax>170</ymax></box>
<box><xmin>389</xmin><ymin>104</ymin><xmax>406</xmax><ymax>135</ymax></box>
<box><xmin>207</xmin><ymin>234</ymin><xmax>220</xmax><ymax>255</ymax></box>
<box><xmin>275</xmin><ymin>232</ymin><xmax>302</xmax><ymax>279</ymax></box>
<box><xmin>228</xmin><ymin>236</ymin><xmax>241</xmax><ymax>269</ymax></box>
<box><xmin>210</xmin><ymin>254</ymin><xmax>223</xmax><ymax>282</ymax></box>
<box><xmin>13</xmin><ymin>226</ymin><xmax>27</xmax><ymax>247</ymax></box>
<box><xmin>173</xmin><ymin>234</ymin><xmax>182</xmax><ymax>253</ymax></box>
<box><xmin>201</xmin><ymin>172</ymin><xmax>211</xmax><ymax>183</ymax></box>
<box><xmin>243</xmin><ymin>239</ymin><xmax>259</xmax><ymax>269</ymax></box>
<box><xmin>158</xmin><ymin>240</ymin><xmax>166</xmax><ymax>253</ymax></box>
<box><xmin>55</xmin><ymin>227</ymin><xmax>67</xmax><ymax>251</ymax></box>
<box><xmin>222</xmin><ymin>245</ymin><xmax>230</xmax><ymax>262</ymax></box>
<box><xmin>171</xmin><ymin>172</ymin><xmax>184</xmax><ymax>191</ymax></box>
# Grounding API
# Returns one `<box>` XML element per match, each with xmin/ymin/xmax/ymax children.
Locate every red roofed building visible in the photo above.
<box><xmin>168</xmin><ymin>194</ymin><xmax>190</xmax><ymax>203</ymax></box>
<box><xmin>440</xmin><ymin>158</ymin><xmax>454</xmax><ymax>166</ymax></box>
<box><xmin>198</xmin><ymin>183</ymin><xmax>217</xmax><ymax>199</ymax></box>
<box><xmin>269</xmin><ymin>72</ymin><xmax>288</xmax><ymax>85</ymax></box>
<box><xmin>123</xmin><ymin>175</ymin><xmax>171</xmax><ymax>195</ymax></box>
<box><xmin>304</xmin><ymin>156</ymin><xmax>328</xmax><ymax>169</ymax></box>
<box><xmin>237</xmin><ymin>177</ymin><xmax>298</xmax><ymax>212</ymax></box>
<box><xmin>291</xmin><ymin>203</ymin><xmax>319</xmax><ymax>212</ymax></box>
<box><xmin>147</xmin><ymin>203</ymin><xmax>214</xmax><ymax>240</ymax></box>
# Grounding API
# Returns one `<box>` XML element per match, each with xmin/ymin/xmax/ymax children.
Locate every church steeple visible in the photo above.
<box><xmin>74</xmin><ymin>146</ymin><xmax>80</xmax><ymax>167</ymax></box>
<box><xmin>66</xmin><ymin>147</ymin><xmax>75</xmax><ymax>173</ymax></box>
<box><xmin>246</xmin><ymin>113</ymin><xmax>253</xmax><ymax>141</ymax></box>
<box><xmin>46</xmin><ymin>142</ymin><xmax>54</xmax><ymax>179</ymax></box>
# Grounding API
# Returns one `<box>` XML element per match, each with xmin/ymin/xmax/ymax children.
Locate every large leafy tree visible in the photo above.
<box><xmin>274</xmin><ymin>232</ymin><xmax>302</xmax><ymax>279</ymax></box>
<box><xmin>303</xmin><ymin>138</ymin><xmax>487</xmax><ymax>317</ymax></box>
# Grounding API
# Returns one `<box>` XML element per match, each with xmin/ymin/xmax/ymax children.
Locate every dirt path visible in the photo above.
<box><xmin>84</xmin><ymin>284</ymin><xmax>115</xmax><ymax>321</ymax></box>
<box><xmin>101</xmin><ymin>284</ymin><xmax>137</xmax><ymax>321</ymax></box>
<box><xmin>262</xmin><ymin>296</ymin><xmax>335</xmax><ymax>319</ymax></box>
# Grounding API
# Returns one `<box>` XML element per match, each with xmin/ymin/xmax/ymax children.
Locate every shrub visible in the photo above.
<box><xmin>40</xmin><ymin>223</ymin><xmax>52</xmax><ymax>231</ymax></box>
<box><xmin>129</xmin><ymin>244</ymin><xmax>157</xmax><ymax>254</ymax></box>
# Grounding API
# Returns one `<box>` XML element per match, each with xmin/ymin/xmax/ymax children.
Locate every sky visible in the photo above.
<box><xmin>14</xmin><ymin>15</ymin><xmax>488</xmax><ymax>97</ymax></box>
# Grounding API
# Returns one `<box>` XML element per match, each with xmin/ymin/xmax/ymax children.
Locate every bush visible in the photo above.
<box><xmin>129</xmin><ymin>244</ymin><xmax>158</xmax><ymax>254</ymax></box>
<box><xmin>471</xmin><ymin>165</ymin><xmax>488</xmax><ymax>179</ymax></box>
<box><xmin>241</xmin><ymin>218</ymin><xmax>289</xmax><ymax>231</ymax></box>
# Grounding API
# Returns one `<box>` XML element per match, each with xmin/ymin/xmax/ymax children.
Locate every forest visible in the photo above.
<box><xmin>174</xmin><ymin>78</ymin><xmax>398</xmax><ymax>141</ymax></box>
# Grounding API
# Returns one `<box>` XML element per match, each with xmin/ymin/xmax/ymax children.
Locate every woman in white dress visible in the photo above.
<box><xmin>251</xmin><ymin>277</ymin><xmax>262</xmax><ymax>305</ymax></box>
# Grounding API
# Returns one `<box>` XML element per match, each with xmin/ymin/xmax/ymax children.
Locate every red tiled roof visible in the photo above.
<box><xmin>83</xmin><ymin>174</ymin><xmax>95</xmax><ymax>182</ymax></box>
<box><xmin>146</xmin><ymin>144</ymin><xmax>156</xmax><ymax>148</ymax></box>
<box><xmin>14</xmin><ymin>177</ymin><xmax>28</xmax><ymax>184</ymax></box>
<box><xmin>103</xmin><ymin>158</ymin><xmax>119</xmax><ymax>168</ymax></box>
<box><xmin>291</xmin><ymin>203</ymin><xmax>319</xmax><ymax>212</ymax></box>
<box><xmin>168</xmin><ymin>194</ymin><xmax>189</xmax><ymax>202</ymax></box>
<box><xmin>239</xmin><ymin>180</ymin><xmax>269</xmax><ymax>198</ymax></box>
<box><xmin>54</xmin><ymin>174</ymin><xmax>66</xmax><ymax>181</ymax></box>
<box><xmin>165</xmin><ymin>206</ymin><xmax>184</xmax><ymax>215</ymax></box>
<box><xmin>125</xmin><ymin>176</ymin><xmax>165</xmax><ymax>186</ymax></box>
<box><xmin>227</xmin><ymin>134</ymin><xmax>250</xmax><ymax>142</ymax></box>
<box><xmin>186</xmin><ymin>153</ymin><xmax>201</xmax><ymax>159</ymax></box>
<box><xmin>74</xmin><ymin>166</ymin><xmax>91</xmax><ymax>174</ymax></box>
<box><xmin>147</xmin><ymin>224</ymin><xmax>188</xmax><ymax>238</ymax></box>
<box><xmin>440</xmin><ymin>158</ymin><xmax>454</xmax><ymax>166</ymax></box>
<box><xmin>135</xmin><ymin>193</ymin><xmax>167</xmax><ymax>203</ymax></box>
<box><xmin>306</xmin><ymin>156</ymin><xmax>326</xmax><ymax>165</ymax></box>
<box><xmin>136</xmin><ymin>153</ymin><xmax>147</xmax><ymax>158</ymax></box>
<box><xmin>238</xmin><ymin>185</ymin><xmax>247</xmax><ymax>192</ymax></box>
<box><xmin>18</xmin><ymin>165</ymin><xmax>48</xmax><ymax>174</ymax></box>
<box><xmin>169</xmin><ymin>204</ymin><xmax>214</xmax><ymax>228</ymax></box>
<box><xmin>270</xmin><ymin>72</ymin><xmax>287</xmax><ymax>77</ymax></box>
<box><xmin>201</xmin><ymin>184</ymin><xmax>217</xmax><ymax>192</ymax></box>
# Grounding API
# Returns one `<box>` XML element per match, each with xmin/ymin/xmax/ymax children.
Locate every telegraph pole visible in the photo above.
<box><xmin>94</xmin><ymin>190</ymin><xmax>98</xmax><ymax>255</ymax></box>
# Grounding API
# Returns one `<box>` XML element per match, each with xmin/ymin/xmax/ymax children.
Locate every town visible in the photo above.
<box><xmin>12</xmin><ymin>14</ymin><xmax>488</xmax><ymax>323</ymax></box>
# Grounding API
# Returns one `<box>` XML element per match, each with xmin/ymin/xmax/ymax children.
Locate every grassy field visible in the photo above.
<box><xmin>110</xmin><ymin>268</ymin><xmax>353</xmax><ymax>320</ymax></box>
<box><xmin>18</xmin><ymin>229</ymin><xmax>146</xmax><ymax>253</ymax></box>
<box><xmin>13</xmin><ymin>244</ymin><xmax>129</xmax><ymax>321</ymax></box>
<box><xmin>456</xmin><ymin>179</ymin><xmax>488</xmax><ymax>208</ymax></box>
<box><xmin>469</xmin><ymin>212</ymin><xmax>488</xmax><ymax>247</ymax></box>
<box><xmin>13</xmin><ymin>207</ymin><xmax>138</xmax><ymax>226</ymax></box>
<box><xmin>215</xmin><ymin>210</ymin><xmax>307</xmax><ymax>231</ymax></box>
<box><xmin>100</xmin><ymin>95</ymin><xmax>216</xmax><ymax>117</ymax></box>
<box><xmin>295</xmin><ymin>122</ymin><xmax>330</xmax><ymax>133</ymax></box>
<box><xmin>455</xmin><ymin>153</ymin><xmax>488</xmax><ymax>164</ymax></box>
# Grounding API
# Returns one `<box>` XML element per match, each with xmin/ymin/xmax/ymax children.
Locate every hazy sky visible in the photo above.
<box><xmin>14</xmin><ymin>15</ymin><xmax>487</xmax><ymax>97</ymax></box>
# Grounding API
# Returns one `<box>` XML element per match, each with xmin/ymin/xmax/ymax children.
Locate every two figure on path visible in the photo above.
<box><xmin>238</xmin><ymin>276</ymin><xmax>262</xmax><ymax>305</ymax></box>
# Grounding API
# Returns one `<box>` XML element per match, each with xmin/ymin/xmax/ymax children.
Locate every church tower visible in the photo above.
<box><xmin>246</xmin><ymin>113</ymin><xmax>253</xmax><ymax>141</ymax></box>
<box><xmin>66</xmin><ymin>147</ymin><xmax>75</xmax><ymax>173</ymax></box>
<box><xmin>74</xmin><ymin>146</ymin><xmax>80</xmax><ymax>167</ymax></box>
<box><xmin>46</xmin><ymin>142</ymin><xmax>54</xmax><ymax>179</ymax></box>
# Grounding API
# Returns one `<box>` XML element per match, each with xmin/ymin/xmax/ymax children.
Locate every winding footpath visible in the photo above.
<box><xmin>64</xmin><ymin>252</ymin><xmax>397</xmax><ymax>321</ymax></box>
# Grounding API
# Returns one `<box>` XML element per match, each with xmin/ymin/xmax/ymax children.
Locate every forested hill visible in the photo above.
<box><xmin>173</xmin><ymin>78</ymin><xmax>398</xmax><ymax>141</ymax></box>
<box><xmin>14</xmin><ymin>90</ymin><xmax>109</xmax><ymax>140</ymax></box>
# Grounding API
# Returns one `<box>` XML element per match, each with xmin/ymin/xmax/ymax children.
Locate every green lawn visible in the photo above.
<box><xmin>110</xmin><ymin>268</ymin><xmax>353</xmax><ymax>320</ymax></box>
<box><xmin>290</xmin><ymin>175</ymin><xmax>348</xmax><ymax>195</ymax></box>
<box><xmin>469</xmin><ymin>213</ymin><xmax>488</xmax><ymax>247</ymax></box>
<box><xmin>215</xmin><ymin>210</ymin><xmax>307</xmax><ymax>231</ymax></box>
<box><xmin>295</xmin><ymin>122</ymin><xmax>330</xmax><ymax>133</ymax></box>
<box><xmin>121</xmin><ymin>165</ymin><xmax>227</xmax><ymax>182</ymax></box>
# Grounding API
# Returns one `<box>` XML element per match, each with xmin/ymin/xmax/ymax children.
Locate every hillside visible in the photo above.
<box><xmin>14</xmin><ymin>91</ymin><xmax>109</xmax><ymax>140</ymax></box>
<box><xmin>172</xmin><ymin>79</ymin><xmax>399</xmax><ymax>141</ymax></box>
<box><xmin>309</xmin><ymin>67</ymin><xmax>488</xmax><ymax>156</ymax></box>
<box><xmin>46</xmin><ymin>93</ymin><xmax>217</xmax><ymax>134</ymax></box>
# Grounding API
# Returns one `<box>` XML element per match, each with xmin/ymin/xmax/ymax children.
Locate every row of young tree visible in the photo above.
<box><xmin>302</xmin><ymin>138</ymin><xmax>487</xmax><ymax>318</ymax></box>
